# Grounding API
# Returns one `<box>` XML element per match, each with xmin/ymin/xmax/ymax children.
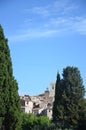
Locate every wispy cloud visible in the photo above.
<box><xmin>74</xmin><ymin>17</ymin><xmax>86</xmax><ymax>35</ymax></box>
<box><xmin>9</xmin><ymin>29</ymin><xmax>59</xmax><ymax>42</ymax></box>
<box><xmin>25</xmin><ymin>0</ymin><xmax>79</xmax><ymax>17</ymax></box>
<box><xmin>44</xmin><ymin>16</ymin><xmax>86</xmax><ymax>34</ymax></box>
<box><xmin>27</xmin><ymin>6</ymin><xmax>50</xmax><ymax>17</ymax></box>
<box><xmin>9</xmin><ymin>16</ymin><xmax>86</xmax><ymax>42</ymax></box>
<box><xmin>9</xmin><ymin>0</ymin><xmax>86</xmax><ymax>42</ymax></box>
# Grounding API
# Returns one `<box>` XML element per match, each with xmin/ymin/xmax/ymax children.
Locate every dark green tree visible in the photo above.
<box><xmin>53</xmin><ymin>66</ymin><xmax>85</xmax><ymax>129</ymax></box>
<box><xmin>53</xmin><ymin>72</ymin><xmax>66</xmax><ymax>129</ymax></box>
<box><xmin>77</xmin><ymin>98</ymin><xmax>86</xmax><ymax>130</ymax></box>
<box><xmin>53</xmin><ymin>72</ymin><xmax>61</xmax><ymax>122</ymax></box>
<box><xmin>0</xmin><ymin>25</ymin><xmax>21</xmax><ymax>130</ymax></box>
<box><xmin>62</xmin><ymin>66</ymin><xmax>85</xmax><ymax>129</ymax></box>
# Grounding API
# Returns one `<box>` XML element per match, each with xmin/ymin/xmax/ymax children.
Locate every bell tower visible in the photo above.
<box><xmin>49</xmin><ymin>82</ymin><xmax>55</xmax><ymax>98</ymax></box>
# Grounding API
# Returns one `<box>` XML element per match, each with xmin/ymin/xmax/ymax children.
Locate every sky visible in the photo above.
<box><xmin>0</xmin><ymin>0</ymin><xmax>86</xmax><ymax>96</ymax></box>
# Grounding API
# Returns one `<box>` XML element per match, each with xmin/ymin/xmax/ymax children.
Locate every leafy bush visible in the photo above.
<box><xmin>21</xmin><ymin>113</ymin><xmax>51</xmax><ymax>130</ymax></box>
<box><xmin>37</xmin><ymin>116</ymin><xmax>51</xmax><ymax>126</ymax></box>
<box><xmin>21</xmin><ymin>113</ymin><xmax>38</xmax><ymax>130</ymax></box>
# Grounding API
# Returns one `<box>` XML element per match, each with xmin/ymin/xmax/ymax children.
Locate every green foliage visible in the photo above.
<box><xmin>32</xmin><ymin>124</ymin><xmax>50</xmax><ymax>130</ymax></box>
<box><xmin>32</xmin><ymin>123</ymin><xmax>73</xmax><ymax>130</ymax></box>
<box><xmin>0</xmin><ymin>25</ymin><xmax>21</xmax><ymax>130</ymax></box>
<box><xmin>77</xmin><ymin>98</ymin><xmax>86</xmax><ymax>130</ymax></box>
<box><xmin>21</xmin><ymin>113</ymin><xmax>51</xmax><ymax>130</ymax></box>
<box><xmin>53</xmin><ymin>66</ymin><xmax>85</xmax><ymax>129</ymax></box>
<box><xmin>21</xmin><ymin>113</ymin><xmax>38</xmax><ymax>130</ymax></box>
<box><xmin>37</xmin><ymin>116</ymin><xmax>51</xmax><ymax>126</ymax></box>
<box><xmin>53</xmin><ymin>72</ymin><xmax>61</xmax><ymax>123</ymax></box>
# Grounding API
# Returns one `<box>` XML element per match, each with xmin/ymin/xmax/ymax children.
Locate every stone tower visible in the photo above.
<box><xmin>49</xmin><ymin>82</ymin><xmax>55</xmax><ymax>98</ymax></box>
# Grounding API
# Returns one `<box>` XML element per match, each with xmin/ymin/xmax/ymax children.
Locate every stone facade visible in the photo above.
<box><xmin>20</xmin><ymin>82</ymin><xmax>55</xmax><ymax>119</ymax></box>
<box><xmin>20</xmin><ymin>95</ymin><xmax>33</xmax><ymax>113</ymax></box>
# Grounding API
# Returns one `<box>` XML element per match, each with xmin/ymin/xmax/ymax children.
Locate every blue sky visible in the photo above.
<box><xmin>0</xmin><ymin>0</ymin><xmax>86</xmax><ymax>96</ymax></box>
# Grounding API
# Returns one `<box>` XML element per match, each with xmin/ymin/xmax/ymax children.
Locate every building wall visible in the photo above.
<box><xmin>41</xmin><ymin>108</ymin><xmax>52</xmax><ymax>119</ymax></box>
<box><xmin>20</xmin><ymin>82</ymin><xmax>55</xmax><ymax>118</ymax></box>
<box><xmin>25</xmin><ymin>101</ymin><xmax>33</xmax><ymax>113</ymax></box>
<box><xmin>49</xmin><ymin>83</ymin><xmax>55</xmax><ymax>98</ymax></box>
<box><xmin>21</xmin><ymin>99</ymin><xmax>33</xmax><ymax>113</ymax></box>
<box><xmin>47</xmin><ymin>108</ymin><xmax>52</xmax><ymax>119</ymax></box>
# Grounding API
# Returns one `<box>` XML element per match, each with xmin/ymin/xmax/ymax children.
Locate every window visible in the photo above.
<box><xmin>52</xmin><ymin>86</ymin><xmax>54</xmax><ymax>89</ymax></box>
<box><xmin>49</xmin><ymin>110</ymin><xmax>51</xmax><ymax>112</ymax></box>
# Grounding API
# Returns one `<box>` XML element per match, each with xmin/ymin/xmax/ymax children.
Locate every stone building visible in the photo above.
<box><xmin>20</xmin><ymin>82</ymin><xmax>55</xmax><ymax>119</ymax></box>
<box><xmin>20</xmin><ymin>95</ymin><xmax>33</xmax><ymax>113</ymax></box>
<box><xmin>49</xmin><ymin>83</ymin><xmax>55</xmax><ymax>100</ymax></box>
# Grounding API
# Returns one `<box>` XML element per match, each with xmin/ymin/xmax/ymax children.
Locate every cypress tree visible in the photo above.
<box><xmin>0</xmin><ymin>25</ymin><xmax>21</xmax><ymax>130</ymax></box>
<box><xmin>53</xmin><ymin>66</ymin><xmax>85</xmax><ymax>129</ymax></box>
<box><xmin>53</xmin><ymin>72</ymin><xmax>61</xmax><ymax>122</ymax></box>
<box><xmin>62</xmin><ymin>66</ymin><xmax>85</xmax><ymax>128</ymax></box>
<box><xmin>53</xmin><ymin>72</ymin><xmax>65</xmax><ymax>129</ymax></box>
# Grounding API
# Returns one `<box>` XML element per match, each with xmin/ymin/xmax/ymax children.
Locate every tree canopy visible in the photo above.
<box><xmin>53</xmin><ymin>66</ymin><xmax>85</xmax><ymax>129</ymax></box>
<box><xmin>0</xmin><ymin>25</ymin><xmax>21</xmax><ymax>130</ymax></box>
